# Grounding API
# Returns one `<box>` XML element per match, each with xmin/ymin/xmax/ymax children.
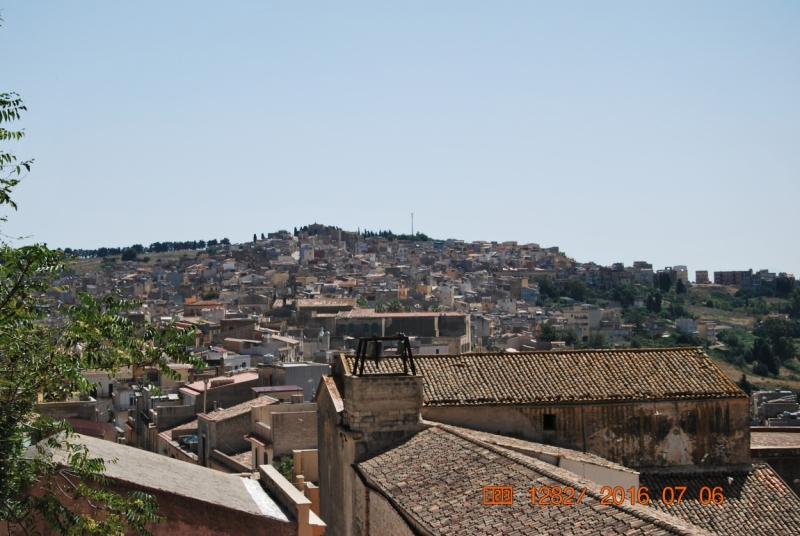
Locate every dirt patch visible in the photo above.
<box><xmin>687</xmin><ymin>305</ymin><xmax>756</xmax><ymax>330</ymax></box>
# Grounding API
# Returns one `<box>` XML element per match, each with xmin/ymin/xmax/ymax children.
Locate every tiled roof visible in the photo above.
<box><xmin>357</xmin><ymin>426</ymin><xmax>710</xmax><ymax>536</ymax></box>
<box><xmin>342</xmin><ymin>348</ymin><xmax>744</xmax><ymax>406</ymax></box>
<box><xmin>641</xmin><ymin>465</ymin><xmax>800</xmax><ymax>535</ymax></box>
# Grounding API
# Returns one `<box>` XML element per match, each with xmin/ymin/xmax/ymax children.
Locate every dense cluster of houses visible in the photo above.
<box><xmin>32</xmin><ymin>224</ymin><xmax>800</xmax><ymax>535</ymax></box>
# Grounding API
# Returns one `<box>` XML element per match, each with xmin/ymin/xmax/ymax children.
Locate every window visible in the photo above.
<box><xmin>543</xmin><ymin>414</ymin><xmax>556</xmax><ymax>431</ymax></box>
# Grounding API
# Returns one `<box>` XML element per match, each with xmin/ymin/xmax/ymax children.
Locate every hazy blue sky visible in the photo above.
<box><xmin>2</xmin><ymin>2</ymin><xmax>798</xmax><ymax>277</ymax></box>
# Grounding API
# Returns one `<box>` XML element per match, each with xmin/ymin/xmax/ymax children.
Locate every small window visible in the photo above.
<box><xmin>543</xmin><ymin>414</ymin><xmax>556</xmax><ymax>431</ymax></box>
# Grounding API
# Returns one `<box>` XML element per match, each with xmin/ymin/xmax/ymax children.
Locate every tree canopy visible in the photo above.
<box><xmin>1</xmin><ymin>76</ymin><xmax>202</xmax><ymax>534</ymax></box>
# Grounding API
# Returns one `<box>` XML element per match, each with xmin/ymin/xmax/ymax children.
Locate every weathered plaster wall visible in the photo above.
<box><xmin>423</xmin><ymin>398</ymin><xmax>750</xmax><ymax>468</ymax></box>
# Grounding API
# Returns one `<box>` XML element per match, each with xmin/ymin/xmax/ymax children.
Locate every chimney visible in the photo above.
<box><xmin>339</xmin><ymin>368</ymin><xmax>423</xmax><ymax>460</ymax></box>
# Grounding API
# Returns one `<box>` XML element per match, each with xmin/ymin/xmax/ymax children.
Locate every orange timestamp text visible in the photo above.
<box><xmin>483</xmin><ymin>485</ymin><xmax>725</xmax><ymax>506</ymax></box>
<box><xmin>597</xmin><ymin>485</ymin><xmax>725</xmax><ymax>506</ymax></box>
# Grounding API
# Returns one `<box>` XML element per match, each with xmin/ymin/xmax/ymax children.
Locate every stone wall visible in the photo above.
<box><xmin>156</xmin><ymin>405</ymin><xmax>196</xmax><ymax>431</ymax></box>
<box><xmin>423</xmin><ymin>397</ymin><xmax>750</xmax><ymax>468</ymax></box>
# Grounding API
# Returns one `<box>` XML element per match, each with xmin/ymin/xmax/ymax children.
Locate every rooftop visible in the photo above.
<box><xmin>182</xmin><ymin>372</ymin><xmax>259</xmax><ymax>393</ymax></box>
<box><xmin>341</xmin><ymin>347</ymin><xmax>744</xmax><ymax>406</ymax></box>
<box><xmin>357</xmin><ymin>425</ymin><xmax>708</xmax><ymax>535</ymax></box>
<box><xmin>252</xmin><ymin>385</ymin><xmax>304</xmax><ymax>393</ymax></box>
<box><xmin>44</xmin><ymin>434</ymin><xmax>288</xmax><ymax>522</ymax></box>
<box><xmin>750</xmin><ymin>430</ymin><xmax>800</xmax><ymax>448</ymax></box>
<box><xmin>642</xmin><ymin>465</ymin><xmax>800</xmax><ymax>535</ymax></box>
<box><xmin>201</xmin><ymin>396</ymin><xmax>277</xmax><ymax>421</ymax></box>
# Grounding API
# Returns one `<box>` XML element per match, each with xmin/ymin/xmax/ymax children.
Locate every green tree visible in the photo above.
<box><xmin>658</xmin><ymin>272</ymin><xmax>672</xmax><ymax>292</ymax></box>
<box><xmin>1</xmin><ymin>82</ymin><xmax>203</xmax><ymax>534</ymax></box>
<box><xmin>587</xmin><ymin>332</ymin><xmax>607</xmax><ymax>349</ymax></box>
<box><xmin>750</xmin><ymin>338</ymin><xmax>779</xmax><ymax>375</ymax></box>
<box><xmin>736</xmin><ymin>374</ymin><xmax>752</xmax><ymax>396</ymax></box>
<box><xmin>790</xmin><ymin>288</ymin><xmax>800</xmax><ymax>318</ymax></box>
<box><xmin>535</xmin><ymin>276</ymin><xmax>559</xmax><ymax>301</ymax></box>
<box><xmin>561</xmin><ymin>329</ymin><xmax>579</xmax><ymax>346</ymax></box>
<box><xmin>356</xmin><ymin>295</ymin><xmax>367</xmax><ymax>308</ymax></box>
<box><xmin>675</xmin><ymin>279</ymin><xmax>686</xmax><ymax>294</ymax></box>
<box><xmin>121</xmin><ymin>247</ymin><xmax>137</xmax><ymax>261</ymax></box>
<box><xmin>387</xmin><ymin>299</ymin><xmax>402</xmax><ymax>312</ymax></box>
<box><xmin>278</xmin><ymin>456</ymin><xmax>294</xmax><ymax>482</ymax></box>
<box><xmin>612</xmin><ymin>284</ymin><xmax>635</xmax><ymax>308</ymax></box>
<box><xmin>375</xmin><ymin>302</ymin><xmax>387</xmax><ymax>312</ymax></box>
<box><xmin>567</xmin><ymin>279</ymin><xmax>589</xmax><ymax>302</ymax></box>
<box><xmin>430</xmin><ymin>303</ymin><xmax>443</xmax><ymax>312</ymax></box>
<box><xmin>538</xmin><ymin>324</ymin><xmax>559</xmax><ymax>342</ymax></box>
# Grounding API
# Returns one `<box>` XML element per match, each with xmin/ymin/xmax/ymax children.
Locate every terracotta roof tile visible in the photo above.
<box><xmin>357</xmin><ymin>426</ymin><xmax>711</xmax><ymax>535</ymax></box>
<box><xmin>641</xmin><ymin>465</ymin><xmax>800</xmax><ymax>535</ymax></box>
<box><xmin>342</xmin><ymin>348</ymin><xmax>744</xmax><ymax>406</ymax></box>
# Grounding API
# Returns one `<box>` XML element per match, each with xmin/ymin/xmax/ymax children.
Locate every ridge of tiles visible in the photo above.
<box><xmin>342</xmin><ymin>347</ymin><xmax>744</xmax><ymax>406</ymax></box>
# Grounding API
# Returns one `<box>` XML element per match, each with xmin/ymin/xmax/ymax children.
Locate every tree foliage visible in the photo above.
<box><xmin>535</xmin><ymin>277</ymin><xmax>559</xmax><ymax>301</ymax></box>
<box><xmin>567</xmin><ymin>279</ymin><xmax>588</xmax><ymax>302</ymax></box>
<box><xmin>1</xmin><ymin>78</ymin><xmax>202</xmax><ymax>534</ymax></box>
<box><xmin>538</xmin><ymin>323</ymin><xmax>559</xmax><ymax>342</ymax></box>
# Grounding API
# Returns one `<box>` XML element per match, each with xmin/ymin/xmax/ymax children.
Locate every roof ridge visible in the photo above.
<box><xmin>433</xmin><ymin>424</ymin><xmax>715</xmax><ymax>536</ymax></box>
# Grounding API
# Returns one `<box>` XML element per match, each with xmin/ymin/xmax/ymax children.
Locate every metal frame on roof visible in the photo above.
<box><xmin>353</xmin><ymin>333</ymin><xmax>417</xmax><ymax>376</ymax></box>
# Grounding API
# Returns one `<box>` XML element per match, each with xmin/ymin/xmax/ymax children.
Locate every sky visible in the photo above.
<box><xmin>1</xmin><ymin>1</ymin><xmax>798</xmax><ymax>278</ymax></box>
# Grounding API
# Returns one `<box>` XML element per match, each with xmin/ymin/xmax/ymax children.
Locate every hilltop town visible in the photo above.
<box><xmin>25</xmin><ymin>223</ymin><xmax>800</xmax><ymax>535</ymax></box>
<box><xmin>58</xmin><ymin>223</ymin><xmax>799</xmax><ymax>383</ymax></box>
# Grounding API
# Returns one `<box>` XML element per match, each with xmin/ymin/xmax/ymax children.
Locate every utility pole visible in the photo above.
<box><xmin>202</xmin><ymin>376</ymin><xmax>210</xmax><ymax>415</ymax></box>
<box><xmin>411</xmin><ymin>213</ymin><xmax>414</xmax><ymax>236</ymax></box>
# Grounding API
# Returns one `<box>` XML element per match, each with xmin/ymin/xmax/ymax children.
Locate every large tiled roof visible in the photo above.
<box><xmin>357</xmin><ymin>425</ymin><xmax>710</xmax><ymax>535</ymax></box>
<box><xmin>342</xmin><ymin>348</ymin><xmax>744</xmax><ymax>406</ymax></box>
<box><xmin>641</xmin><ymin>465</ymin><xmax>800</xmax><ymax>535</ymax></box>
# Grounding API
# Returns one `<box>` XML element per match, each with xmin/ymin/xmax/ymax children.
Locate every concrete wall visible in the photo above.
<box><xmin>38</xmin><ymin>399</ymin><xmax>98</xmax><ymax>421</ymax></box>
<box><xmin>214</xmin><ymin>412</ymin><xmax>253</xmax><ymax>454</ymax></box>
<box><xmin>273</xmin><ymin>411</ymin><xmax>318</xmax><ymax>458</ymax></box>
<box><xmin>423</xmin><ymin>398</ymin><xmax>750</xmax><ymax>469</ymax></box>
<box><xmin>191</xmin><ymin>378</ymin><xmax>260</xmax><ymax>413</ymax></box>
<box><xmin>293</xmin><ymin>450</ymin><xmax>319</xmax><ymax>483</ymax></box>
<box><xmin>156</xmin><ymin>405</ymin><xmax>196</xmax><ymax>431</ymax></box>
<box><xmin>197</xmin><ymin>410</ymin><xmax>252</xmax><ymax>468</ymax></box>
